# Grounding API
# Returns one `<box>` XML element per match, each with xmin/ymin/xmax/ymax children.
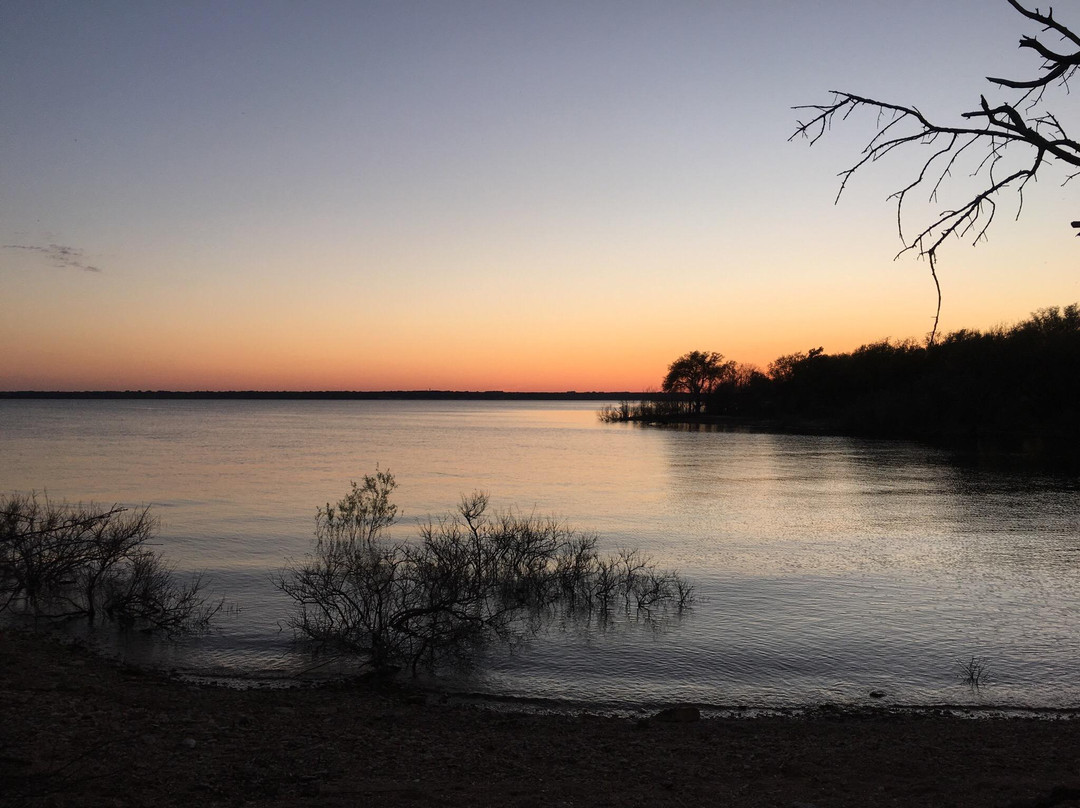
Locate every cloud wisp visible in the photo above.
<box><xmin>3</xmin><ymin>243</ymin><xmax>103</xmax><ymax>273</ymax></box>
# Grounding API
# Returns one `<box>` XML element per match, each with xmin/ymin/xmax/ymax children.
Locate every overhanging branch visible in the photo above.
<box><xmin>792</xmin><ymin>0</ymin><xmax>1079</xmax><ymax>345</ymax></box>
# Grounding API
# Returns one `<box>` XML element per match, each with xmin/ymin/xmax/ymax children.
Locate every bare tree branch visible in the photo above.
<box><xmin>992</xmin><ymin>0</ymin><xmax>1080</xmax><ymax>86</ymax></box>
<box><xmin>792</xmin><ymin>1</ymin><xmax>1079</xmax><ymax>344</ymax></box>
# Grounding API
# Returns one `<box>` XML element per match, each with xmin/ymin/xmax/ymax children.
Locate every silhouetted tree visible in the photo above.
<box><xmin>662</xmin><ymin>351</ymin><xmax>735</xmax><ymax>413</ymax></box>
<box><xmin>767</xmin><ymin>347</ymin><xmax>823</xmax><ymax>382</ymax></box>
<box><xmin>792</xmin><ymin>0</ymin><xmax>1080</xmax><ymax>343</ymax></box>
<box><xmin>729</xmin><ymin>362</ymin><xmax>766</xmax><ymax>388</ymax></box>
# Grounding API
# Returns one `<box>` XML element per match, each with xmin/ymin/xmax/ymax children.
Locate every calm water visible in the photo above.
<box><xmin>2</xmin><ymin>399</ymin><xmax>1078</xmax><ymax>710</ymax></box>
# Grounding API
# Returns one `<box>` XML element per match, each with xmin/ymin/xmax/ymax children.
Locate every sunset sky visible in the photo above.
<box><xmin>2</xmin><ymin>1</ymin><xmax>1077</xmax><ymax>391</ymax></box>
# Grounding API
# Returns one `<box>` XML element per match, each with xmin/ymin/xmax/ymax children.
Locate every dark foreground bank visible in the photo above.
<box><xmin>3</xmin><ymin>632</ymin><xmax>1079</xmax><ymax>808</ymax></box>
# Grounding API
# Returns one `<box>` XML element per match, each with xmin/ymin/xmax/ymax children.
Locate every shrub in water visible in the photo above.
<box><xmin>0</xmin><ymin>493</ymin><xmax>220</xmax><ymax>633</ymax></box>
<box><xmin>276</xmin><ymin>469</ymin><xmax>694</xmax><ymax>674</ymax></box>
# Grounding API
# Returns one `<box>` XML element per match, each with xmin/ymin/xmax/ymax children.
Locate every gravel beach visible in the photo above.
<box><xmin>3</xmin><ymin>631</ymin><xmax>1079</xmax><ymax>808</ymax></box>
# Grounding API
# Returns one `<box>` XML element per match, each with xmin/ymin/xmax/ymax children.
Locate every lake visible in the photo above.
<box><xmin>2</xmin><ymin>398</ymin><xmax>1078</xmax><ymax>711</ymax></box>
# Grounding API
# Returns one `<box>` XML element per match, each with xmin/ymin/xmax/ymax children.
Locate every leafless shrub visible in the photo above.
<box><xmin>101</xmin><ymin>551</ymin><xmax>220</xmax><ymax>632</ymax></box>
<box><xmin>0</xmin><ymin>492</ymin><xmax>220</xmax><ymax>633</ymax></box>
<box><xmin>598</xmin><ymin>398</ymin><xmax>687</xmax><ymax>423</ymax></box>
<box><xmin>590</xmin><ymin>556</ymin><xmax>619</xmax><ymax>610</ymax></box>
<box><xmin>672</xmin><ymin>572</ymin><xmax>695</xmax><ymax>611</ymax></box>
<box><xmin>276</xmin><ymin>470</ymin><xmax>695</xmax><ymax>675</ymax></box>
<box><xmin>553</xmin><ymin>533</ymin><xmax>599</xmax><ymax>605</ymax></box>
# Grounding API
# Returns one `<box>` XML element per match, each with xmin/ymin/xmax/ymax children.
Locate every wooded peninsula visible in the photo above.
<box><xmin>603</xmin><ymin>304</ymin><xmax>1080</xmax><ymax>463</ymax></box>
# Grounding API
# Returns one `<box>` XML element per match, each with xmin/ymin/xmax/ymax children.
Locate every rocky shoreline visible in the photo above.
<box><xmin>3</xmin><ymin>630</ymin><xmax>1080</xmax><ymax>807</ymax></box>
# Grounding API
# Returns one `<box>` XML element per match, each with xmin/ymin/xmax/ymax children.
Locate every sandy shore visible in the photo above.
<box><xmin>3</xmin><ymin>630</ymin><xmax>1080</xmax><ymax>808</ymax></box>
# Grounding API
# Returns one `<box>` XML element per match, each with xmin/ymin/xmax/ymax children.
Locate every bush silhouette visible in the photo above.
<box><xmin>0</xmin><ymin>493</ymin><xmax>220</xmax><ymax>633</ymax></box>
<box><xmin>276</xmin><ymin>470</ymin><xmax>693</xmax><ymax>674</ymax></box>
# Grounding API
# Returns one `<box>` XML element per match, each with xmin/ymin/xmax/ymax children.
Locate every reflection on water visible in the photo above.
<box><xmin>2</xmin><ymin>399</ymin><xmax>1078</xmax><ymax>708</ymax></box>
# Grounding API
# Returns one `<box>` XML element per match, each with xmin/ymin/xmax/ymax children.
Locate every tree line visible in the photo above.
<box><xmin>604</xmin><ymin>305</ymin><xmax>1080</xmax><ymax>456</ymax></box>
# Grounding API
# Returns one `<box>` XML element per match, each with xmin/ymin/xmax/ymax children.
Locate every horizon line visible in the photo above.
<box><xmin>0</xmin><ymin>389</ymin><xmax>664</xmax><ymax>399</ymax></box>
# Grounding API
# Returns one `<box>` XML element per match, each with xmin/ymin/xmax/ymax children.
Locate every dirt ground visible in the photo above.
<box><xmin>3</xmin><ymin>630</ymin><xmax>1080</xmax><ymax>808</ymax></box>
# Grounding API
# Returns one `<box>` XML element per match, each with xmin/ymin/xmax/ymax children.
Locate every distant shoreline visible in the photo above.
<box><xmin>0</xmin><ymin>390</ymin><xmax>660</xmax><ymax>401</ymax></box>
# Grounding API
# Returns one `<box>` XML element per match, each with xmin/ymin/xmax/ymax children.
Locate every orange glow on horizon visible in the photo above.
<box><xmin>5</xmin><ymin>300</ymin><xmax>1063</xmax><ymax>393</ymax></box>
<box><xmin>3</xmin><ymin>214</ymin><xmax>1076</xmax><ymax>393</ymax></box>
